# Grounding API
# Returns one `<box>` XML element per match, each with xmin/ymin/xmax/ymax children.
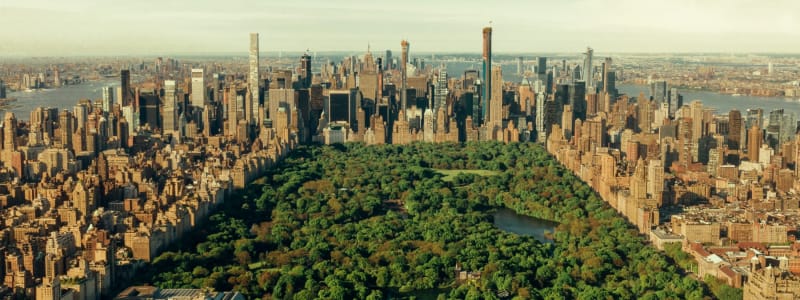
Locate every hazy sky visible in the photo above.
<box><xmin>1</xmin><ymin>0</ymin><xmax>799</xmax><ymax>56</ymax></box>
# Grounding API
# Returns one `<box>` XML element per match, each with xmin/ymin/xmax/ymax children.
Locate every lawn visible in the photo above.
<box><xmin>434</xmin><ymin>169</ymin><xmax>500</xmax><ymax>182</ymax></box>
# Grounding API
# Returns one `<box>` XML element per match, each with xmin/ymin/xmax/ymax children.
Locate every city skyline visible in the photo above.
<box><xmin>1</xmin><ymin>0</ymin><xmax>800</xmax><ymax>56</ymax></box>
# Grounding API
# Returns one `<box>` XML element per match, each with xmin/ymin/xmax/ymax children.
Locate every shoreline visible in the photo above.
<box><xmin>619</xmin><ymin>82</ymin><xmax>799</xmax><ymax>100</ymax></box>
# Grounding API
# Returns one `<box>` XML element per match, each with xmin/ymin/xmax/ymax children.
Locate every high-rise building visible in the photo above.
<box><xmin>766</xmin><ymin>109</ymin><xmax>783</xmax><ymax>149</ymax></box>
<box><xmin>536</xmin><ymin>93</ymin><xmax>546</xmax><ymax>142</ymax></box>
<box><xmin>53</xmin><ymin>68</ymin><xmax>61</xmax><ymax>87</ymax></box>
<box><xmin>327</xmin><ymin>90</ymin><xmax>353</xmax><ymax>125</ymax></box>
<box><xmin>780</xmin><ymin>112</ymin><xmax>796</xmax><ymax>145</ymax></box>
<box><xmin>489</xmin><ymin>66</ymin><xmax>503</xmax><ymax>130</ymax></box>
<box><xmin>482</xmin><ymin>26</ymin><xmax>492</xmax><ymax>125</ymax></box>
<box><xmin>602</xmin><ymin>57</ymin><xmax>616</xmax><ymax>97</ymax></box>
<box><xmin>650</xmin><ymin>80</ymin><xmax>668</xmax><ymax>104</ymax></box>
<box><xmin>300</xmin><ymin>53</ymin><xmax>312</xmax><ymax>89</ymax></box>
<box><xmin>537</xmin><ymin>57</ymin><xmax>547</xmax><ymax>76</ymax></box>
<box><xmin>385</xmin><ymin>50</ymin><xmax>393</xmax><ymax>70</ymax></box>
<box><xmin>0</xmin><ymin>79</ymin><xmax>6</xmax><ymax>99</ymax></box>
<box><xmin>728</xmin><ymin>110</ymin><xmax>743</xmax><ymax>150</ymax></box>
<box><xmin>583</xmin><ymin>47</ymin><xmax>594</xmax><ymax>89</ymax></box>
<box><xmin>746</xmin><ymin>108</ymin><xmax>764</xmax><ymax>129</ymax></box>
<box><xmin>120</xmin><ymin>70</ymin><xmax>131</xmax><ymax>106</ymax></box>
<box><xmin>569</xmin><ymin>82</ymin><xmax>587</xmax><ymax>121</ymax></box>
<box><xmin>647</xmin><ymin>159</ymin><xmax>664</xmax><ymax>201</ymax></box>
<box><xmin>191</xmin><ymin>68</ymin><xmax>206</xmax><ymax>108</ymax></box>
<box><xmin>163</xmin><ymin>80</ymin><xmax>178</xmax><ymax>133</ymax></box>
<box><xmin>516</xmin><ymin>57</ymin><xmax>524</xmax><ymax>75</ymax></box>
<box><xmin>102</xmin><ymin>86</ymin><xmax>114</xmax><ymax>113</ymax></box>
<box><xmin>668</xmin><ymin>88</ymin><xmax>682</xmax><ymax>118</ymax></box>
<box><xmin>73</xmin><ymin>104</ymin><xmax>88</xmax><ymax>131</ymax></box>
<box><xmin>3</xmin><ymin>112</ymin><xmax>17</xmax><ymax>151</ymax></box>
<box><xmin>249</xmin><ymin>33</ymin><xmax>260</xmax><ymax>125</ymax></box>
<box><xmin>58</xmin><ymin>110</ymin><xmax>73</xmax><ymax>149</ymax></box>
<box><xmin>434</xmin><ymin>68</ymin><xmax>448</xmax><ymax>114</ymax></box>
<box><xmin>121</xmin><ymin>106</ymin><xmax>138</xmax><ymax>136</ymax></box>
<box><xmin>748</xmin><ymin>125</ymin><xmax>763</xmax><ymax>162</ymax></box>
<box><xmin>400</xmin><ymin>40</ymin><xmax>410</xmax><ymax>115</ymax></box>
<box><xmin>226</xmin><ymin>86</ymin><xmax>239</xmax><ymax>138</ymax></box>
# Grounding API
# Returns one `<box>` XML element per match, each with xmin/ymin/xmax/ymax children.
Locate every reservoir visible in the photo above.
<box><xmin>492</xmin><ymin>208</ymin><xmax>557</xmax><ymax>243</ymax></box>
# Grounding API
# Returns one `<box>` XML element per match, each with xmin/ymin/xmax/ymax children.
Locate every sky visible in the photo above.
<box><xmin>1</xmin><ymin>0</ymin><xmax>799</xmax><ymax>56</ymax></box>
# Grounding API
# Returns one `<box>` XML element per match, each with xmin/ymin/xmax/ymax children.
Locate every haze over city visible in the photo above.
<box><xmin>3</xmin><ymin>0</ymin><xmax>800</xmax><ymax>299</ymax></box>
<box><xmin>2</xmin><ymin>0</ymin><xmax>800</xmax><ymax>56</ymax></box>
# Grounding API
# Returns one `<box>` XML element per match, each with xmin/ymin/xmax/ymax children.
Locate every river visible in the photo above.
<box><xmin>618</xmin><ymin>83</ymin><xmax>800</xmax><ymax>116</ymax></box>
<box><xmin>4</xmin><ymin>79</ymin><xmax>119</xmax><ymax>120</ymax></box>
<box><xmin>492</xmin><ymin>208</ymin><xmax>556</xmax><ymax>243</ymax></box>
<box><xmin>4</xmin><ymin>76</ymin><xmax>786</xmax><ymax>122</ymax></box>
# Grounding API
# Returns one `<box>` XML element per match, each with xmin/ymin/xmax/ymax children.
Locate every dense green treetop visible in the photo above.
<box><xmin>138</xmin><ymin>142</ymin><xmax>707</xmax><ymax>299</ymax></box>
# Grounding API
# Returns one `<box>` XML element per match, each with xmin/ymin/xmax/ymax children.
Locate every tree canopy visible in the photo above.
<box><xmin>137</xmin><ymin>142</ymin><xmax>708</xmax><ymax>299</ymax></box>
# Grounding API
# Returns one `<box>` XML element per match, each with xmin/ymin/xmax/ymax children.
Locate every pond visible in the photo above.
<box><xmin>492</xmin><ymin>208</ymin><xmax>557</xmax><ymax>244</ymax></box>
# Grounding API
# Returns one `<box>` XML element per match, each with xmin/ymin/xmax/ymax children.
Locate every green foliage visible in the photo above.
<box><xmin>663</xmin><ymin>242</ymin><xmax>698</xmax><ymax>273</ymax></box>
<box><xmin>704</xmin><ymin>275</ymin><xmax>742</xmax><ymax>300</ymax></box>
<box><xmin>138</xmin><ymin>142</ymin><xmax>707</xmax><ymax>299</ymax></box>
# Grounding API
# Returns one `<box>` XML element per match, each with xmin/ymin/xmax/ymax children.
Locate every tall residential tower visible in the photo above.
<box><xmin>400</xmin><ymin>40</ymin><xmax>410</xmax><ymax>116</ymax></box>
<box><xmin>482</xmin><ymin>26</ymin><xmax>492</xmax><ymax>124</ymax></box>
<box><xmin>249</xmin><ymin>33</ymin><xmax>260</xmax><ymax>125</ymax></box>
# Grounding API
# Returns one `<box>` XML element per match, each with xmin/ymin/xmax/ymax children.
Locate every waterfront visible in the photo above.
<box><xmin>5</xmin><ymin>78</ymin><xmax>795</xmax><ymax>122</ymax></box>
<box><xmin>618</xmin><ymin>83</ymin><xmax>800</xmax><ymax>116</ymax></box>
<box><xmin>4</xmin><ymin>79</ymin><xmax>118</xmax><ymax>120</ymax></box>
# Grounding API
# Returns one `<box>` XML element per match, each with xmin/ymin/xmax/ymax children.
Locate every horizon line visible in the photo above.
<box><xmin>3</xmin><ymin>50</ymin><xmax>800</xmax><ymax>59</ymax></box>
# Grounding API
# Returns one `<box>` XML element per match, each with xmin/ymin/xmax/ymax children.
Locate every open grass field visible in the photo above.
<box><xmin>434</xmin><ymin>169</ymin><xmax>500</xmax><ymax>182</ymax></box>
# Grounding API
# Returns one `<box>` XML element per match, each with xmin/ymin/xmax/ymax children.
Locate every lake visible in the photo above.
<box><xmin>492</xmin><ymin>208</ymin><xmax>556</xmax><ymax>243</ymax></box>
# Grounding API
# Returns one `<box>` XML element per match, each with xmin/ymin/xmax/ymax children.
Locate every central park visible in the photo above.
<box><xmin>133</xmin><ymin>142</ymin><xmax>717</xmax><ymax>299</ymax></box>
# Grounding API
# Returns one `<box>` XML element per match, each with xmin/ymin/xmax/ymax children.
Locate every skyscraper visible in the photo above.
<box><xmin>583</xmin><ymin>47</ymin><xmax>594</xmax><ymax>89</ymax></box>
<box><xmin>489</xmin><ymin>66</ymin><xmax>503</xmax><ymax>126</ymax></box>
<box><xmin>73</xmin><ymin>104</ymin><xmax>88</xmax><ymax>131</ymax></box>
<box><xmin>482</xmin><ymin>26</ymin><xmax>492</xmax><ymax>124</ymax></box>
<box><xmin>517</xmin><ymin>56</ymin><xmax>524</xmax><ymax>75</ymax></box>
<box><xmin>300</xmin><ymin>53</ymin><xmax>312</xmax><ymax>89</ymax></box>
<box><xmin>537</xmin><ymin>57</ymin><xmax>547</xmax><ymax>76</ymax></box>
<box><xmin>385</xmin><ymin>50</ymin><xmax>393</xmax><ymax>70</ymax></box>
<box><xmin>434</xmin><ymin>68</ymin><xmax>448</xmax><ymax>114</ymax></box>
<box><xmin>728</xmin><ymin>110</ymin><xmax>743</xmax><ymax>150</ymax></box>
<box><xmin>53</xmin><ymin>68</ymin><xmax>61</xmax><ymax>87</ymax></box>
<box><xmin>746</xmin><ymin>108</ymin><xmax>764</xmax><ymax>129</ymax></box>
<box><xmin>3</xmin><ymin>112</ymin><xmax>17</xmax><ymax>151</ymax></box>
<box><xmin>249</xmin><ymin>33</ymin><xmax>260</xmax><ymax>125</ymax></box>
<box><xmin>602</xmin><ymin>57</ymin><xmax>616</xmax><ymax>97</ymax></box>
<box><xmin>568</xmin><ymin>82</ymin><xmax>587</xmax><ymax>121</ymax></box>
<box><xmin>536</xmin><ymin>93</ymin><xmax>546</xmax><ymax>142</ymax></box>
<box><xmin>400</xmin><ymin>40</ymin><xmax>410</xmax><ymax>115</ymax></box>
<box><xmin>58</xmin><ymin>110</ymin><xmax>73</xmax><ymax>149</ymax></box>
<box><xmin>766</xmin><ymin>109</ymin><xmax>783</xmax><ymax>149</ymax></box>
<box><xmin>163</xmin><ymin>80</ymin><xmax>178</xmax><ymax>133</ymax></box>
<box><xmin>650</xmin><ymin>80</ymin><xmax>668</xmax><ymax>104</ymax></box>
<box><xmin>120</xmin><ymin>70</ymin><xmax>130</xmax><ymax>106</ymax></box>
<box><xmin>191</xmin><ymin>68</ymin><xmax>205</xmax><ymax>108</ymax></box>
<box><xmin>0</xmin><ymin>79</ymin><xmax>6</xmax><ymax>99</ymax></box>
<box><xmin>668</xmin><ymin>88</ymin><xmax>682</xmax><ymax>118</ymax></box>
<box><xmin>102</xmin><ymin>86</ymin><xmax>114</xmax><ymax>113</ymax></box>
<box><xmin>748</xmin><ymin>125</ymin><xmax>763</xmax><ymax>162</ymax></box>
